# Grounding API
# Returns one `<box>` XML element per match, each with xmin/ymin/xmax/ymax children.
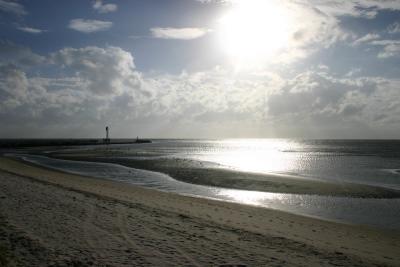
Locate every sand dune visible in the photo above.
<box><xmin>0</xmin><ymin>157</ymin><xmax>399</xmax><ymax>266</ymax></box>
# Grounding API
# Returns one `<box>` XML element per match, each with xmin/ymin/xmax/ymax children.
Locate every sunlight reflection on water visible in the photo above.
<box><xmin>182</xmin><ymin>139</ymin><xmax>301</xmax><ymax>174</ymax></box>
<box><xmin>137</xmin><ymin>138</ymin><xmax>400</xmax><ymax>189</ymax></box>
<box><xmin>217</xmin><ymin>189</ymin><xmax>287</xmax><ymax>206</ymax></box>
<box><xmin>15</xmin><ymin>153</ymin><xmax>400</xmax><ymax>230</ymax></box>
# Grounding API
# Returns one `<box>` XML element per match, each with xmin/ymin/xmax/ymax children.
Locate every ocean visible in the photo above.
<box><xmin>116</xmin><ymin>139</ymin><xmax>400</xmax><ymax>190</ymax></box>
<box><xmin>8</xmin><ymin>139</ymin><xmax>400</xmax><ymax>230</ymax></box>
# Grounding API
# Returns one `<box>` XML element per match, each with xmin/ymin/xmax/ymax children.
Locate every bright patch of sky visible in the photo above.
<box><xmin>0</xmin><ymin>0</ymin><xmax>400</xmax><ymax>138</ymax></box>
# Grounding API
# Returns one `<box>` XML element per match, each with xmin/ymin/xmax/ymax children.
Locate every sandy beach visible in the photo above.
<box><xmin>0</xmin><ymin>156</ymin><xmax>399</xmax><ymax>266</ymax></box>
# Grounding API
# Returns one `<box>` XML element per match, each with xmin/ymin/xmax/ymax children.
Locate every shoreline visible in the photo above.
<box><xmin>0</xmin><ymin>156</ymin><xmax>399</xmax><ymax>266</ymax></box>
<box><xmin>0</xmin><ymin>139</ymin><xmax>151</xmax><ymax>148</ymax></box>
<box><xmin>12</xmin><ymin>153</ymin><xmax>400</xmax><ymax>229</ymax></box>
<box><xmin>8</xmin><ymin>154</ymin><xmax>400</xmax><ymax>228</ymax></box>
<box><xmin>51</xmin><ymin>151</ymin><xmax>400</xmax><ymax>198</ymax></box>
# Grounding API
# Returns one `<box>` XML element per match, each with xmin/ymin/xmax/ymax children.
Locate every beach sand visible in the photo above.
<box><xmin>0</xmin><ymin>157</ymin><xmax>399</xmax><ymax>266</ymax></box>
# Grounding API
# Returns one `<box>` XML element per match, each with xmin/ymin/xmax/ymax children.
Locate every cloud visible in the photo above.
<box><xmin>345</xmin><ymin>68</ymin><xmax>361</xmax><ymax>77</ymax></box>
<box><xmin>297</xmin><ymin>0</ymin><xmax>400</xmax><ymax>18</ymax></box>
<box><xmin>68</xmin><ymin>19</ymin><xmax>112</xmax><ymax>33</ymax></box>
<box><xmin>2</xmin><ymin>42</ymin><xmax>400</xmax><ymax>138</ymax></box>
<box><xmin>352</xmin><ymin>33</ymin><xmax>380</xmax><ymax>46</ymax></box>
<box><xmin>197</xmin><ymin>0</ymin><xmax>400</xmax><ymax>17</ymax></box>
<box><xmin>150</xmin><ymin>27</ymin><xmax>210</xmax><ymax>40</ymax></box>
<box><xmin>0</xmin><ymin>45</ymin><xmax>147</xmax><ymax>136</ymax></box>
<box><xmin>142</xmin><ymin>68</ymin><xmax>284</xmax><ymax>124</ymax></box>
<box><xmin>263</xmin><ymin>71</ymin><xmax>400</xmax><ymax>137</ymax></box>
<box><xmin>51</xmin><ymin>46</ymin><xmax>145</xmax><ymax>96</ymax></box>
<box><xmin>388</xmin><ymin>22</ymin><xmax>400</xmax><ymax>34</ymax></box>
<box><xmin>267</xmin><ymin>71</ymin><xmax>377</xmax><ymax>119</ymax></box>
<box><xmin>0</xmin><ymin>0</ymin><xmax>26</xmax><ymax>15</ymax></box>
<box><xmin>378</xmin><ymin>44</ymin><xmax>400</xmax><ymax>58</ymax></box>
<box><xmin>367</xmin><ymin>39</ymin><xmax>400</xmax><ymax>58</ymax></box>
<box><xmin>0</xmin><ymin>40</ymin><xmax>45</xmax><ymax>67</ymax></box>
<box><xmin>268</xmin><ymin>1</ymin><xmax>350</xmax><ymax>64</ymax></box>
<box><xmin>0</xmin><ymin>44</ymin><xmax>281</xmax><ymax>136</ymax></box>
<box><xmin>93</xmin><ymin>0</ymin><xmax>117</xmax><ymax>13</ymax></box>
<box><xmin>191</xmin><ymin>0</ymin><xmax>399</xmax><ymax>65</ymax></box>
<box><xmin>17</xmin><ymin>26</ymin><xmax>46</xmax><ymax>34</ymax></box>
<box><xmin>0</xmin><ymin>64</ymin><xmax>28</xmax><ymax>104</ymax></box>
<box><xmin>370</xmin><ymin>40</ymin><xmax>400</xmax><ymax>46</ymax></box>
<box><xmin>195</xmin><ymin>0</ymin><xmax>228</xmax><ymax>3</ymax></box>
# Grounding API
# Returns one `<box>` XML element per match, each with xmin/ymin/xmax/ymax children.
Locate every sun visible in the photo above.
<box><xmin>217</xmin><ymin>0</ymin><xmax>293</xmax><ymax>66</ymax></box>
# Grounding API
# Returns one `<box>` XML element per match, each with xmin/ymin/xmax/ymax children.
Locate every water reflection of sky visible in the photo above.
<box><xmin>57</xmin><ymin>139</ymin><xmax>400</xmax><ymax>189</ymax></box>
<box><xmin>190</xmin><ymin>139</ymin><xmax>299</xmax><ymax>174</ymax></box>
<box><xmin>218</xmin><ymin>190</ymin><xmax>282</xmax><ymax>206</ymax></box>
<box><xmin>122</xmin><ymin>139</ymin><xmax>400</xmax><ymax>189</ymax></box>
<box><xmin>17</xmin><ymin>154</ymin><xmax>400</xmax><ymax>231</ymax></box>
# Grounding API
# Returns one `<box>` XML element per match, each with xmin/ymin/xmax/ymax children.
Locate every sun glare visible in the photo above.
<box><xmin>217</xmin><ymin>0</ymin><xmax>293</xmax><ymax>65</ymax></box>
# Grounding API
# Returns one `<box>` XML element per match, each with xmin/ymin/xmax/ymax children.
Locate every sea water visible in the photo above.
<box><xmin>119</xmin><ymin>139</ymin><xmax>400</xmax><ymax>190</ymax></box>
<box><xmin>12</xmin><ymin>139</ymin><xmax>400</xmax><ymax>230</ymax></box>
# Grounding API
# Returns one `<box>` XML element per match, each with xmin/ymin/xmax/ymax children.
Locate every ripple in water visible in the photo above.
<box><xmin>17</xmin><ymin>153</ymin><xmax>400</xmax><ymax>231</ymax></box>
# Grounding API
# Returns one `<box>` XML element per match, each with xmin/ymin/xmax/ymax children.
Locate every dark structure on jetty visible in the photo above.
<box><xmin>0</xmin><ymin>138</ymin><xmax>152</xmax><ymax>148</ymax></box>
<box><xmin>103</xmin><ymin>126</ymin><xmax>111</xmax><ymax>144</ymax></box>
<box><xmin>101</xmin><ymin>126</ymin><xmax>151</xmax><ymax>144</ymax></box>
<box><xmin>135</xmin><ymin>136</ymin><xmax>152</xmax><ymax>144</ymax></box>
<box><xmin>0</xmin><ymin>126</ymin><xmax>151</xmax><ymax>148</ymax></box>
<box><xmin>0</xmin><ymin>139</ymin><xmax>100</xmax><ymax>148</ymax></box>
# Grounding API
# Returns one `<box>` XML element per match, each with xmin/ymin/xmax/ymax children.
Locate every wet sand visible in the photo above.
<box><xmin>0</xmin><ymin>157</ymin><xmax>399</xmax><ymax>266</ymax></box>
<box><xmin>54</xmin><ymin>150</ymin><xmax>400</xmax><ymax>198</ymax></box>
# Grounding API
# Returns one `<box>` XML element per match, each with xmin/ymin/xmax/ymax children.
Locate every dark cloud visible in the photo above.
<box><xmin>0</xmin><ymin>40</ymin><xmax>45</xmax><ymax>67</ymax></box>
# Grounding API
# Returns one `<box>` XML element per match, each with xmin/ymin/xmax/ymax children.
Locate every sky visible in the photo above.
<box><xmin>0</xmin><ymin>0</ymin><xmax>400</xmax><ymax>138</ymax></box>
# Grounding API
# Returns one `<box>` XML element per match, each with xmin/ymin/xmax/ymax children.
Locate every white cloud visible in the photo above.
<box><xmin>17</xmin><ymin>26</ymin><xmax>46</xmax><ymax>34</ymax></box>
<box><xmin>142</xmin><ymin>68</ymin><xmax>286</xmax><ymax>126</ymax></box>
<box><xmin>267</xmin><ymin>71</ymin><xmax>377</xmax><ymax>119</ymax></box>
<box><xmin>378</xmin><ymin>44</ymin><xmax>400</xmax><ymax>58</ymax></box>
<box><xmin>0</xmin><ymin>45</ymin><xmax>282</xmax><ymax>136</ymax></box>
<box><xmin>268</xmin><ymin>1</ymin><xmax>350</xmax><ymax>64</ymax></box>
<box><xmin>0</xmin><ymin>46</ymin><xmax>145</xmax><ymax>135</ymax></box>
<box><xmin>352</xmin><ymin>33</ymin><xmax>380</xmax><ymax>46</ymax></box>
<box><xmin>367</xmin><ymin>39</ymin><xmax>400</xmax><ymax>58</ymax></box>
<box><xmin>0</xmin><ymin>0</ymin><xmax>26</xmax><ymax>15</ymax></box>
<box><xmin>0</xmin><ymin>64</ymin><xmax>28</xmax><ymax>102</ymax></box>
<box><xmin>68</xmin><ymin>19</ymin><xmax>112</xmax><ymax>33</ymax></box>
<box><xmin>93</xmin><ymin>0</ymin><xmax>117</xmax><ymax>13</ymax></box>
<box><xmin>296</xmin><ymin>0</ymin><xmax>400</xmax><ymax>18</ymax></box>
<box><xmin>370</xmin><ymin>40</ymin><xmax>400</xmax><ymax>46</ymax></box>
<box><xmin>345</xmin><ymin>68</ymin><xmax>361</xmax><ymax>77</ymax></box>
<box><xmin>150</xmin><ymin>27</ymin><xmax>210</xmax><ymax>40</ymax></box>
<box><xmin>211</xmin><ymin>0</ymin><xmax>351</xmax><ymax>66</ymax></box>
<box><xmin>51</xmin><ymin>46</ymin><xmax>144</xmax><ymax>96</ymax></box>
<box><xmin>388</xmin><ymin>22</ymin><xmax>400</xmax><ymax>34</ymax></box>
<box><xmin>264</xmin><ymin>71</ymin><xmax>400</xmax><ymax>137</ymax></box>
<box><xmin>191</xmin><ymin>0</ymin><xmax>400</xmax><ymax>66</ymax></box>
<box><xmin>2</xmin><ymin>42</ymin><xmax>400</xmax><ymax>138</ymax></box>
<box><xmin>195</xmin><ymin>0</ymin><xmax>227</xmax><ymax>3</ymax></box>
<box><xmin>197</xmin><ymin>0</ymin><xmax>400</xmax><ymax>17</ymax></box>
